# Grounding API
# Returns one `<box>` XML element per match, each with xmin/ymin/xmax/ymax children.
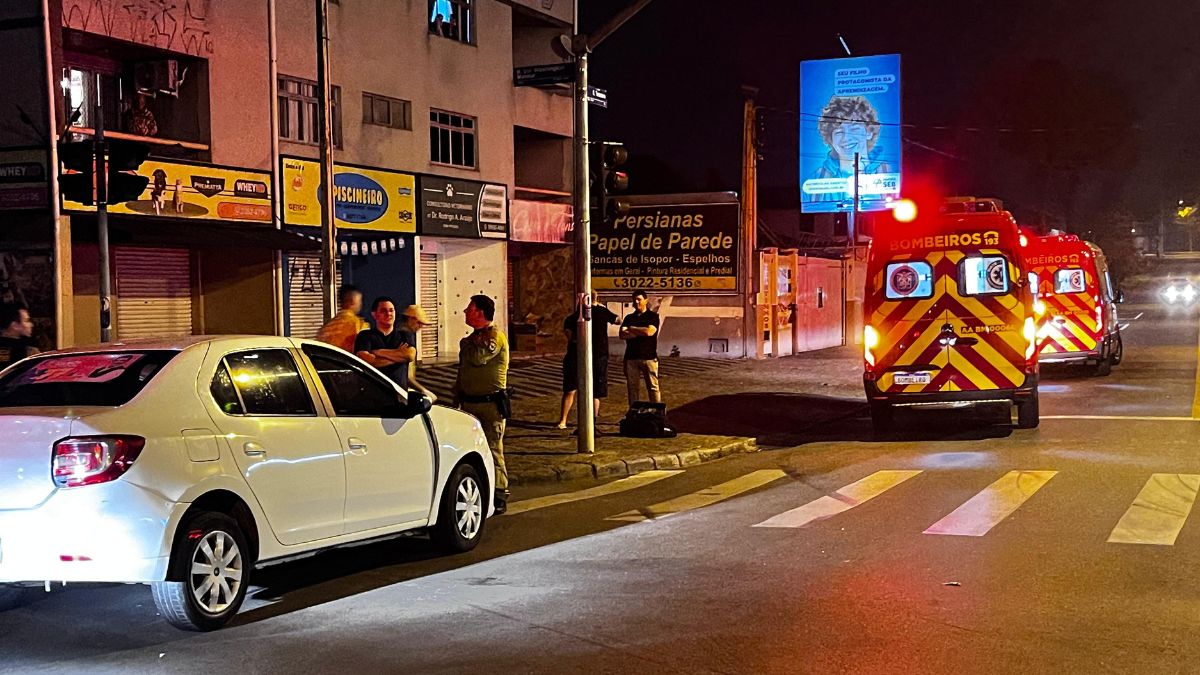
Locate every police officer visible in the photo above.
<box><xmin>454</xmin><ymin>294</ymin><xmax>511</xmax><ymax>514</ymax></box>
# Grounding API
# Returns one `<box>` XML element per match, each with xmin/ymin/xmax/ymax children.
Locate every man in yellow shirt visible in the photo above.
<box><xmin>316</xmin><ymin>284</ymin><xmax>368</xmax><ymax>351</ymax></box>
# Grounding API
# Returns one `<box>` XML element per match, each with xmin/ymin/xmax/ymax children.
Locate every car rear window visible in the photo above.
<box><xmin>1055</xmin><ymin>268</ymin><xmax>1086</xmax><ymax>294</ymax></box>
<box><xmin>885</xmin><ymin>261</ymin><xmax>934</xmax><ymax>300</ymax></box>
<box><xmin>960</xmin><ymin>255</ymin><xmax>1010</xmax><ymax>296</ymax></box>
<box><xmin>0</xmin><ymin>350</ymin><xmax>178</xmax><ymax>407</ymax></box>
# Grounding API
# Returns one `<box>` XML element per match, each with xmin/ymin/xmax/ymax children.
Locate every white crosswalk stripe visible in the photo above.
<box><xmin>606</xmin><ymin>470</ymin><xmax>787</xmax><ymax>523</ymax></box>
<box><xmin>754</xmin><ymin>470</ymin><xmax>923</xmax><ymax>529</ymax></box>
<box><xmin>504</xmin><ymin>470</ymin><xmax>684</xmax><ymax>516</ymax></box>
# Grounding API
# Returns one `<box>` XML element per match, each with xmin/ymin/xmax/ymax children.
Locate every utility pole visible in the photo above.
<box><xmin>315</xmin><ymin>0</ymin><xmax>337</xmax><ymax>320</ymax></box>
<box><xmin>847</xmin><ymin>151</ymin><xmax>860</xmax><ymax>248</ymax></box>
<box><xmin>268</xmin><ymin>0</ymin><xmax>285</xmax><ymax>335</ymax></box>
<box><xmin>739</xmin><ymin>86</ymin><xmax>758</xmax><ymax>359</ymax></box>
<box><xmin>95</xmin><ymin>75</ymin><xmax>112</xmax><ymax>342</ymax></box>
<box><xmin>568</xmin><ymin>0</ymin><xmax>655</xmax><ymax>454</ymax></box>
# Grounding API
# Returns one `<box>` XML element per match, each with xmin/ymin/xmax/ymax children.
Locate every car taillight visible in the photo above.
<box><xmin>864</xmin><ymin>325</ymin><xmax>880</xmax><ymax>371</ymax></box>
<box><xmin>52</xmin><ymin>436</ymin><xmax>145</xmax><ymax>488</ymax></box>
<box><xmin>1024</xmin><ymin>317</ymin><xmax>1037</xmax><ymax>362</ymax></box>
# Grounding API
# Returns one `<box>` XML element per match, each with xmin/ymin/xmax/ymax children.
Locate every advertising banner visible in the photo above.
<box><xmin>590</xmin><ymin>195</ymin><xmax>740</xmax><ymax>294</ymax></box>
<box><xmin>0</xmin><ymin>148</ymin><xmax>48</xmax><ymax>210</ymax></box>
<box><xmin>282</xmin><ymin>157</ymin><xmax>417</xmax><ymax>233</ymax></box>
<box><xmin>64</xmin><ymin>158</ymin><xmax>272</xmax><ymax>223</ymax></box>
<box><xmin>510</xmin><ymin>199</ymin><xmax>572</xmax><ymax>243</ymax></box>
<box><xmin>419</xmin><ymin>177</ymin><xmax>508</xmax><ymax>239</ymax></box>
<box><xmin>800</xmin><ymin>54</ymin><xmax>902</xmax><ymax>213</ymax></box>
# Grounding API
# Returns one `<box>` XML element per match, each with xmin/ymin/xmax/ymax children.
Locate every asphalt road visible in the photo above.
<box><xmin>5</xmin><ymin>273</ymin><xmax>1200</xmax><ymax>674</ymax></box>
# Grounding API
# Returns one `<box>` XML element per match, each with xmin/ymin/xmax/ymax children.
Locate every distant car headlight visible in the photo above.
<box><xmin>1165</xmin><ymin>286</ymin><xmax>1180</xmax><ymax>303</ymax></box>
<box><xmin>1184</xmin><ymin>285</ymin><xmax>1197</xmax><ymax>303</ymax></box>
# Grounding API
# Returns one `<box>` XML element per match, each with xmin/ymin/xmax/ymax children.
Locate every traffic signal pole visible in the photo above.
<box><xmin>94</xmin><ymin>77</ymin><xmax>113</xmax><ymax>342</ymax></box>
<box><xmin>570</xmin><ymin>0</ymin><xmax>654</xmax><ymax>454</ymax></box>
<box><xmin>315</xmin><ymin>0</ymin><xmax>338</xmax><ymax>322</ymax></box>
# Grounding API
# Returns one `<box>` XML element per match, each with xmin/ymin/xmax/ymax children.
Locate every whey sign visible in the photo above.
<box><xmin>591</xmin><ymin>194</ymin><xmax>740</xmax><ymax>294</ymax></box>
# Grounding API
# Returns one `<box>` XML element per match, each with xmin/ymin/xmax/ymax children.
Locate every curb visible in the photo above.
<box><xmin>508</xmin><ymin>437</ymin><xmax>758</xmax><ymax>485</ymax></box>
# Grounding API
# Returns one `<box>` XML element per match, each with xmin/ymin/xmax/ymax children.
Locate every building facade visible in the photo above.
<box><xmin>4</xmin><ymin>0</ymin><xmax>575</xmax><ymax>360</ymax></box>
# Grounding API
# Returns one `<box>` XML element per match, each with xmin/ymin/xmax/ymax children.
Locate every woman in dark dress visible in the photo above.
<box><xmin>556</xmin><ymin>292</ymin><xmax>620</xmax><ymax>429</ymax></box>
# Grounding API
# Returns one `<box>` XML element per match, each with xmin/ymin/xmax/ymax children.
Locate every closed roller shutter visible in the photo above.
<box><xmin>114</xmin><ymin>247</ymin><xmax>193</xmax><ymax>339</ymax></box>
<box><xmin>287</xmin><ymin>251</ymin><xmax>341</xmax><ymax>339</ymax></box>
<box><xmin>420</xmin><ymin>253</ymin><xmax>440</xmax><ymax>360</ymax></box>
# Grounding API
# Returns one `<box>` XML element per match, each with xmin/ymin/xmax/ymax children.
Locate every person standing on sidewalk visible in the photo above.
<box><xmin>354</xmin><ymin>296</ymin><xmax>416</xmax><ymax>390</ymax></box>
<box><xmin>317</xmin><ymin>284</ymin><xmax>368</xmax><ymax>352</ymax></box>
<box><xmin>557</xmin><ymin>291</ymin><xmax>620</xmax><ymax>429</ymax></box>
<box><xmin>454</xmin><ymin>294</ymin><xmax>511</xmax><ymax>514</ymax></box>
<box><xmin>399</xmin><ymin>304</ymin><xmax>437</xmax><ymax>402</ymax></box>
<box><xmin>0</xmin><ymin>303</ymin><xmax>37</xmax><ymax>371</ymax></box>
<box><xmin>620</xmin><ymin>290</ymin><xmax>662</xmax><ymax>407</ymax></box>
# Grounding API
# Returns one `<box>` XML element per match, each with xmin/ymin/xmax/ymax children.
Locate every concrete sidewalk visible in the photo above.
<box><xmin>421</xmin><ymin>347</ymin><xmax>866</xmax><ymax>484</ymax></box>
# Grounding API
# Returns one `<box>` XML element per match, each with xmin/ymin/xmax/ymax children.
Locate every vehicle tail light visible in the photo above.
<box><xmin>52</xmin><ymin>436</ymin><xmax>145</xmax><ymax>488</ymax></box>
<box><xmin>1023</xmin><ymin>317</ymin><xmax>1037</xmax><ymax>363</ymax></box>
<box><xmin>1095</xmin><ymin>302</ymin><xmax>1103</xmax><ymax>333</ymax></box>
<box><xmin>864</xmin><ymin>325</ymin><xmax>880</xmax><ymax>372</ymax></box>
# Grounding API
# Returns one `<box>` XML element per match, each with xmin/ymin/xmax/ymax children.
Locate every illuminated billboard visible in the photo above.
<box><xmin>800</xmin><ymin>54</ymin><xmax>901</xmax><ymax>213</ymax></box>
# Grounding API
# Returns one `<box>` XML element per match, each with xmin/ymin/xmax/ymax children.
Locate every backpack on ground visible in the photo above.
<box><xmin>619</xmin><ymin>401</ymin><xmax>677</xmax><ymax>438</ymax></box>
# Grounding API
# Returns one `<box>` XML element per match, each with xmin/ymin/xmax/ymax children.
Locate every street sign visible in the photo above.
<box><xmin>587</xmin><ymin>86</ymin><xmax>608</xmax><ymax>108</ymax></box>
<box><xmin>514</xmin><ymin>63</ymin><xmax>574</xmax><ymax>87</ymax></box>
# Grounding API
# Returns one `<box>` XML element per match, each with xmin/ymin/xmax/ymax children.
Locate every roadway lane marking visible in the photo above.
<box><xmin>605</xmin><ymin>469</ymin><xmax>787</xmax><ymax>523</ymax></box>
<box><xmin>504</xmin><ymin>470</ymin><xmax>684</xmax><ymax>516</ymax></box>
<box><xmin>923</xmin><ymin>470</ymin><xmax>1057</xmax><ymax>537</ymax></box>
<box><xmin>1132</xmin><ymin>312</ymin><xmax>1144</xmax><ymax>320</ymax></box>
<box><xmin>1108</xmin><ymin>474</ymin><xmax>1200</xmax><ymax>546</ymax></box>
<box><xmin>752</xmin><ymin>470</ymin><xmax>923</xmax><ymax>529</ymax></box>
<box><xmin>1041</xmin><ymin>415</ymin><xmax>1200</xmax><ymax>422</ymax></box>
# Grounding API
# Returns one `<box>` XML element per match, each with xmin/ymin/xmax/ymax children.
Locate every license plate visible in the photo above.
<box><xmin>893</xmin><ymin>372</ymin><xmax>932</xmax><ymax>385</ymax></box>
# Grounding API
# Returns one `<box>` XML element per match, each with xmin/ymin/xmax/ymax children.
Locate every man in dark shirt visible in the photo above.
<box><xmin>619</xmin><ymin>290</ymin><xmax>662</xmax><ymax>407</ymax></box>
<box><xmin>557</xmin><ymin>291</ymin><xmax>621</xmax><ymax>428</ymax></box>
<box><xmin>0</xmin><ymin>303</ymin><xmax>37</xmax><ymax>372</ymax></box>
<box><xmin>354</xmin><ymin>296</ymin><xmax>416</xmax><ymax>390</ymax></box>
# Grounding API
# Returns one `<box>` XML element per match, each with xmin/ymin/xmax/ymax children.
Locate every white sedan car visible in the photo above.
<box><xmin>0</xmin><ymin>336</ymin><xmax>494</xmax><ymax>631</ymax></box>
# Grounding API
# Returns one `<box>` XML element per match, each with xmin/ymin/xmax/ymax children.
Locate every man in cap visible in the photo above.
<box><xmin>399</xmin><ymin>304</ymin><xmax>436</xmax><ymax>402</ymax></box>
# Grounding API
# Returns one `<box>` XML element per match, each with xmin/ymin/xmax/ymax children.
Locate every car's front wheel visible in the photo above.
<box><xmin>152</xmin><ymin>512</ymin><xmax>250</xmax><ymax>631</ymax></box>
<box><xmin>432</xmin><ymin>462</ymin><xmax>487</xmax><ymax>554</ymax></box>
<box><xmin>0</xmin><ymin>584</ymin><xmax>27</xmax><ymax>612</ymax></box>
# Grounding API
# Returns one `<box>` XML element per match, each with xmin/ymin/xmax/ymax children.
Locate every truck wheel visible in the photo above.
<box><xmin>1016</xmin><ymin>391</ymin><xmax>1040</xmax><ymax>429</ymax></box>
<box><xmin>152</xmin><ymin>512</ymin><xmax>250</xmax><ymax>632</ymax></box>
<box><xmin>1110</xmin><ymin>334</ymin><xmax>1123</xmax><ymax>366</ymax></box>
<box><xmin>1094</xmin><ymin>350</ymin><xmax>1113</xmax><ymax>376</ymax></box>
<box><xmin>870</xmin><ymin>402</ymin><xmax>894</xmax><ymax>433</ymax></box>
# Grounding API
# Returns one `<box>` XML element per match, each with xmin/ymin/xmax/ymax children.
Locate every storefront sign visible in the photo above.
<box><xmin>63</xmin><ymin>158</ymin><xmax>272</xmax><ymax>223</ymax></box>
<box><xmin>510</xmin><ymin>199</ymin><xmax>572</xmax><ymax>243</ymax></box>
<box><xmin>591</xmin><ymin>197</ymin><xmax>740</xmax><ymax>294</ymax></box>
<box><xmin>282</xmin><ymin>157</ymin><xmax>416</xmax><ymax>233</ymax></box>
<box><xmin>0</xmin><ymin>148</ymin><xmax>48</xmax><ymax>210</ymax></box>
<box><xmin>419</xmin><ymin>177</ymin><xmax>508</xmax><ymax>239</ymax></box>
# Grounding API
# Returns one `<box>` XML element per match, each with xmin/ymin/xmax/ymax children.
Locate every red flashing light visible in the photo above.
<box><xmin>892</xmin><ymin>199</ymin><xmax>917</xmax><ymax>223</ymax></box>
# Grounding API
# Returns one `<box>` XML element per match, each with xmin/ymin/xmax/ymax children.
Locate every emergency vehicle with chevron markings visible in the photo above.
<box><xmin>863</xmin><ymin>198</ymin><xmax>1040</xmax><ymax>431</ymax></box>
<box><xmin>1024</xmin><ymin>233</ymin><xmax>1123</xmax><ymax>375</ymax></box>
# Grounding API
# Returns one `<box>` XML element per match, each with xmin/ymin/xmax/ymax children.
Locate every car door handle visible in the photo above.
<box><xmin>347</xmin><ymin>437</ymin><xmax>368</xmax><ymax>455</ymax></box>
<box><xmin>243</xmin><ymin>442</ymin><xmax>266</xmax><ymax>457</ymax></box>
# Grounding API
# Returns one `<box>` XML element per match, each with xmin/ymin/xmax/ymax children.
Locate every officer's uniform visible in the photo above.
<box><xmin>455</xmin><ymin>324</ymin><xmax>510</xmax><ymax>492</ymax></box>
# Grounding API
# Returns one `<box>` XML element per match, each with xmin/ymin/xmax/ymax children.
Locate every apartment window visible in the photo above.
<box><xmin>363</xmin><ymin>92</ymin><xmax>412</xmax><ymax>130</ymax></box>
<box><xmin>429</xmin><ymin>109</ymin><xmax>476</xmax><ymax>169</ymax></box>
<box><xmin>429</xmin><ymin>0</ymin><xmax>473</xmax><ymax>44</ymax></box>
<box><xmin>278</xmin><ymin>76</ymin><xmax>342</xmax><ymax>147</ymax></box>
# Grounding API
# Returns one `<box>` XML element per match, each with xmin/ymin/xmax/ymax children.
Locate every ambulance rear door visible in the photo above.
<box><xmin>942</xmin><ymin>249</ymin><xmax>1029</xmax><ymax>392</ymax></box>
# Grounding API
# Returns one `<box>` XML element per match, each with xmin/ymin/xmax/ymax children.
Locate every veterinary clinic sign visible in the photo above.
<box><xmin>591</xmin><ymin>195</ymin><xmax>740</xmax><ymax>294</ymax></box>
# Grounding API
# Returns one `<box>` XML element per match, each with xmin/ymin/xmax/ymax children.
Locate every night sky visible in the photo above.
<box><xmin>584</xmin><ymin>0</ymin><xmax>1200</xmax><ymax>226</ymax></box>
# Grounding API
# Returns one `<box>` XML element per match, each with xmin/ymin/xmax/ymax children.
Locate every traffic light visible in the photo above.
<box><xmin>105</xmin><ymin>139</ymin><xmax>150</xmax><ymax>204</ymax></box>
<box><xmin>58</xmin><ymin>140</ymin><xmax>95</xmax><ymax>205</ymax></box>
<box><xmin>57</xmin><ymin>139</ymin><xmax>150</xmax><ymax>205</ymax></box>
<box><xmin>599</xmin><ymin>143</ymin><xmax>629</xmax><ymax>224</ymax></box>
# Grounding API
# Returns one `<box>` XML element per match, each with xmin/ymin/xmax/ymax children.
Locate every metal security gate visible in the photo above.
<box><xmin>287</xmin><ymin>251</ymin><xmax>341</xmax><ymax>339</ymax></box>
<box><xmin>114</xmin><ymin>247</ymin><xmax>193</xmax><ymax>339</ymax></box>
<box><xmin>419</xmin><ymin>252</ymin><xmax>441</xmax><ymax>360</ymax></box>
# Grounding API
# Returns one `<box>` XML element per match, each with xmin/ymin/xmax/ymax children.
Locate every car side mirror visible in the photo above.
<box><xmin>398</xmin><ymin>391</ymin><xmax>433</xmax><ymax>418</ymax></box>
<box><xmin>1115</xmin><ymin>289</ymin><xmax>1125</xmax><ymax>303</ymax></box>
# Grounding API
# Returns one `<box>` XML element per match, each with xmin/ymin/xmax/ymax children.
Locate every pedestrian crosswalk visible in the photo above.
<box><xmin>415</xmin><ymin>356</ymin><xmax>731</xmax><ymax>402</ymax></box>
<box><xmin>504</xmin><ymin>467</ymin><xmax>1200</xmax><ymax>547</ymax></box>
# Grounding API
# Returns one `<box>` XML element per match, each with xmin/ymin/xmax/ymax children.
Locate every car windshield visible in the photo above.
<box><xmin>0</xmin><ymin>350</ymin><xmax>179</xmax><ymax>408</ymax></box>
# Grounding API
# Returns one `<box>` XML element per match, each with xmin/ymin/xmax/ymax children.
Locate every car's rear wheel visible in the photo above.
<box><xmin>152</xmin><ymin>512</ymin><xmax>250</xmax><ymax>631</ymax></box>
<box><xmin>1094</xmin><ymin>348</ymin><xmax>1113</xmax><ymax>376</ymax></box>
<box><xmin>1110</xmin><ymin>334</ymin><xmax>1124</xmax><ymax>366</ymax></box>
<box><xmin>432</xmin><ymin>463</ymin><xmax>487</xmax><ymax>554</ymax></box>
<box><xmin>1016</xmin><ymin>390</ymin><xmax>1040</xmax><ymax>429</ymax></box>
